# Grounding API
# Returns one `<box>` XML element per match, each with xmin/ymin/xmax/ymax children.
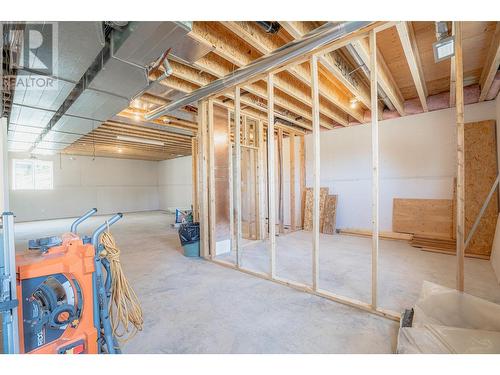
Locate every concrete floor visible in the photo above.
<box><xmin>13</xmin><ymin>211</ymin><xmax>402</xmax><ymax>353</ymax></box>
<box><xmin>218</xmin><ymin>230</ymin><xmax>500</xmax><ymax>313</ymax></box>
<box><xmin>13</xmin><ymin>210</ymin><xmax>499</xmax><ymax>353</ymax></box>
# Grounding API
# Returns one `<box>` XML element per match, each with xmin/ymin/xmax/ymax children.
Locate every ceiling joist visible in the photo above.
<box><xmin>396</xmin><ymin>22</ymin><xmax>429</xmax><ymax>111</ymax></box>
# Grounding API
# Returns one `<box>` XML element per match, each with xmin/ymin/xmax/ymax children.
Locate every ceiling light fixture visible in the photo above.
<box><xmin>349</xmin><ymin>98</ymin><xmax>358</xmax><ymax>108</ymax></box>
<box><xmin>433</xmin><ymin>36</ymin><xmax>455</xmax><ymax>62</ymax></box>
<box><xmin>117</xmin><ymin>148</ymin><xmax>123</xmax><ymax>153</ymax></box>
<box><xmin>116</xmin><ymin>135</ymin><xmax>165</xmax><ymax>146</ymax></box>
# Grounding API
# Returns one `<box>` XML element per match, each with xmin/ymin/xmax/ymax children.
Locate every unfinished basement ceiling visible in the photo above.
<box><xmin>4</xmin><ymin>21</ymin><xmax>500</xmax><ymax>161</ymax></box>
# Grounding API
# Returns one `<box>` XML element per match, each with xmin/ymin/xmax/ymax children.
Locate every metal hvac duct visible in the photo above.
<box><xmin>344</xmin><ymin>44</ymin><xmax>395</xmax><ymax>111</ymax></box>
<box><xmin>256</xmin><ymin>21</ymin><xmax>281</xmax><ymax>34</ymax></box>
<box><xmin>145</xmin><ymin>21</ymin><xmax>373</xmax><ymax>120</ymax></box>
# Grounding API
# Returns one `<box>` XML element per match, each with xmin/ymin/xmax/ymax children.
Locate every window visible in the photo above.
<box><xmin>13</xmin><ymin>159</ymin><xmax>53</xmax><ymax>190</ymax></box>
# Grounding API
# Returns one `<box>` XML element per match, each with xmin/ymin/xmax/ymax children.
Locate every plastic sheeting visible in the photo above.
<box><xmin>397</xmin><ymin>281</ymin><xmax>500</xmax><ymax>354</ymax></box>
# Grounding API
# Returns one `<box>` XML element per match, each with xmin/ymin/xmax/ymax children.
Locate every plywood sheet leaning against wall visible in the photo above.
<box><xmin>322</xmin><ymin>195</ymin><xmax>338</xmax><ymax>234</ymax></box>
<box><xmin>464</xmin><ymin>120</ymin><xmax>499</xmax><ymax>257</ymax></box>
<box><xmin>303</xmin><ymin>187</ymin><xmax>328</xmax><ymax>231</ymax></box>
<box><xmin>393</xmin><ymin>198</ymin><xmax>454</xmax><ymax>238</ymax></box>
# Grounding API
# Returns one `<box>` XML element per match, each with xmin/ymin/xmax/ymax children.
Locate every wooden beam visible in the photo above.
<box><xmin>168</xmin><ymin>58</ymin><xmax>317</xmax><ymax>130</ymax></box>
<box><xmin>450</xmin><ymin>23</ymin><xmax>457</xmax><ymax>107</ymax></box>
<box><xmin>280</xmin><ymin>21</ymin><xmax>312</xmax><ymax>40</ymax></box>
<box><xmin>455</xmin><ymin>22</ymin><xmax>465</xmax><ymax>292</ymax></box>
<box><xmin>257</xmin><ymin>120</ymin><xmax>266</xmax><ymax>239</ymax></box>
<box><xmin>267</xmin><ymin>73</ymin><xmax>276</xmax><ymax>278</ymax></box>
<box><xmin>351</xmin><ymin>37</ymin><xmax>406</xmax><ymax>116</ymax></box>
<box><xmin>278</xmin><ymin>21</ymin><xmax>384</xmax><ymax>117</ymax></box>
<box><xmin>234</xmin><ymin>87</ymin><xmax>243</xmax><ymax>266</ymax></box>
<box><xmin>277</xmin><ymin>128</ymin><xmax>285</xmax><ymax>234</ymax></box>
<box><xmin>289</xmin><ymin>133</ymin><xmax>296</xmax><ymax>231</ymax></box>
<box><xmin>299</xmin><ymin>136</ymin><xmax>306</xmax><ymax>229</ymax></box>
<box><xmin>479</xmin><ymin>22</ymin><xmax>500</xmax><ymax>101</ymax></box>
<box><xmin>396</xmin><ymin>22</ymin><xmax>428</xmax><ymax>112</ymax></box>
<box><xmin>228</xmin><ymin>108</ymin><xmax>235</xmax><ymax>252</ymax></box>
<box><xmin>207</xmin><ymin>99</ymin><xmax>216</xmax><ymax>259</ymax></box>
<box><xmin>192</xmin><ymin>22</ymin><xmax>348</xmax><ymax>126</ymax></box>
<box><xmin>311</xmin><ymin>55</ymin><xmax>320</xmax><ymax>291</ymax></box>
<box><xmin>199</xmin><ymin>100</ymin><xmax>210</xmax><ymax>258</ymax></box>
<box><xmin>192</xmin><ymin>137</ymin><xmax>199</xmax><ymax>222</ymax></box>
<box><xmin>224</xmin><ymin>20</ymin><xmax>365</xmax><ymax>122</ymax></box>
<box><xmin>369</xmin><ymin>30</ymin><xmax>379</xmax><ymax>309</ymax></box>
<box><xmin>318</xmin><ymin>54</ymin><xmax>371</xmax><ymax>109</ymax></box>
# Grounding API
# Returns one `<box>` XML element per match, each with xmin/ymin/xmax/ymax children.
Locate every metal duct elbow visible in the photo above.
<box><xmin>256</xmin><ymin>21</ymin><xmax>281</xmax><ymax>34</ymax></box>
<box><xmin>162</xmin><ymin>58</ymin><xmax>173</xmax><ymax>78</ymax></box>
<box><xmin>435</xmin><ymin>21</ymin><xmax>449</xmax><ymax>41</ymax></box>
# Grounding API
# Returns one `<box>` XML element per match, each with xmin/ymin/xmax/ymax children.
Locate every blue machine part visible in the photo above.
<box><xmin>90</xmin><ymin>213</ymin><xmax>123</xmax><ymax>354</ymax></box>
<box><xmin>20</xmin><ymin>274</ymin><xmax>81</xmax><ymax>353</ymax></box>
<box><xmin>28</xmin><ymin>236</ymin><xmax>63</xmax><ymax>253</ymax></box>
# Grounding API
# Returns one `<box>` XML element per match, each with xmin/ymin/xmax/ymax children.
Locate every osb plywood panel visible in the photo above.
<box><xmin>393</xmin><ymin>198</ymin><xmax>454</xmax><ymax>238</ymax></box>
<box><xmin>322</xmin><ymin>195</ymin><xmax>338</xmax><ymax>235</ymax></box>
<box><xmin>303</xmin><ymin>187</ymin><xmax>328</xmax><ymax>231</ymax></box>
<box><xmin>465</xmin><ymin>120</ymin><xmax>498</xmax><ymax>257</ymax></box>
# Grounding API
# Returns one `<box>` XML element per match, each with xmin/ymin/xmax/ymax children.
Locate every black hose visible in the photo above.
<box><xmin>256</xmin><ymin>21</ymin><xmax>281</xmax><ymax>34</ymax></box>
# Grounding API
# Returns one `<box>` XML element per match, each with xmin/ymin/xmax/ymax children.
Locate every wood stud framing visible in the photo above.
<box><xmin>267</xmin><ymin>73</ymin><xmax>277</xmax><ymax>278</ymax></box>
<box><xmin>195</xmin><ymin>21</ymin><xmax>483</xmax><ymax>323</ymax></box>
<box><xmin>289</xmin><ymin>134</ymin><xmax>296</xmax><ymax>231</ymax></box>
<box><xmin>311</xmin><ymin>54</ymin><xmax>321</xmax><ymax>291</ymax></box>
<box><xmin>455</xmin><ymin>22</ymin><xmax>465</xmax><ymax>292</ymax></box>
<box><xmin>479</xmin><ymin>22</ymin><xmax>500</xmax><ymax>101</ymax></box>
<box><xmin>207</xmin><ymin>99</ymin><xmax>216</xmax><ymax>260</ymax></box>
<box><xmin>350</xmin><ymin>37</ymin><xmax>406</xmax><ymax>117</ymax></box>
<box><xmin>59</xmin><ymin>21</ymin><xmax>498</xmax><ymax>162</ymax></box>
<box><xmin>257</xmin><ymin>120</ymin><xmax>266</xmax><ymax>240</ymax></box>
<box><xmin>450</xmin><ymin>22</ymin><xmax>457</xmax><ymax>108</ymax></box>
<box><xmin>396</xmin><ymin>22</ymin><xmax>428</xmax><ymax>112</ymax></box>
<box><xmin>199</xmin><ymin>100</ymin><xmax>210</xmax><ymax>258</ymax></box>
<box><xmin>234</xmin><ymin>87</ymin><xmax>243</xmax><ymax>266</ymax></box>
<box><xmin>277</xmin><ymin>128</ymin><xmax>285</xmax><ymax>234</ymax></box>
<box><xmin>370</xmin><ymin>30</ymin><xmax>379</xmax><ymax>308</ymax></box>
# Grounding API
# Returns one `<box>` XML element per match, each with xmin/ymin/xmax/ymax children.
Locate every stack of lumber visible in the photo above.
<box><xmin>337</xmin><ymin>228</ymin><xmax>413</xmax><ymax>241</ymax></box>
<box><xmin>302</xmin><ymin>187</ymin><xmax>338</xmax><ymax>234</ymax></box>
<box><xmin>410</xmin><ymin>235</ymin><xmax>456</xmax><ymax>252</ymax></box>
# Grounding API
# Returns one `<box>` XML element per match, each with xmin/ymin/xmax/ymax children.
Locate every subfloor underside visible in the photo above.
<box><xmin>13</xmin><ymin>211</ymin><xmax>500</xmax><ymax>353</ymax></box>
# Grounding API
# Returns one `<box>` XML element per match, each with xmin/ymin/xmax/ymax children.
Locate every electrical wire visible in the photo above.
<box><xmin>99</xmin><ymin>231</ymin><xmax>143</xmax><ymax>343</ymax></box>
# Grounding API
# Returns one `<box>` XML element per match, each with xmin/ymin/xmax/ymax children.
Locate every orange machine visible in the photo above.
<box><xmin>14</xmin><ymin>209</ymin><xmax>123</xmax><ymax>354</ymax></box>
<box><xmin>16</xmin><ymin>236</ymin><xmax>98</xmax><ymax>354</ymax></box>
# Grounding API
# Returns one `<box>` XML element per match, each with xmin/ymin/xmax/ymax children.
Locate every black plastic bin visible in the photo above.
<box><xmin>178</xmin><ymin>222</ymin><xmax>200</xmax><ymax>257</ymax></box>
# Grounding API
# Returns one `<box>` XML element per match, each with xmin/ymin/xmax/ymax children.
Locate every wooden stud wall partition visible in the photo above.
<box><xmin>199</xmin><ymin>22</ymin><xmax>409</xmax><ymax>322</ymax></box>
<box><xmin>455</xmin><ymin>21</ymin><xmax>465</xmax><ymax>291</ymax></box>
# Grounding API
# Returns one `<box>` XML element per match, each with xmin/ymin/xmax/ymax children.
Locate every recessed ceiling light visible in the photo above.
<box><xmin>117</xmin><ymin>148</ymin><xmax>123</xmax><ymax>153</ymax></box>
<box><xmin>349</xmin><ymin>98</ymin><xmax>358</xmax><ymax>108</ymax></box>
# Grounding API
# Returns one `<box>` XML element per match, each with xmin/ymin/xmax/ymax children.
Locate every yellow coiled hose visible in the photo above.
<box><xmin>99</xmin><ymin>231</ymin><xmax>143</xmax><ymax>343</ymax></box>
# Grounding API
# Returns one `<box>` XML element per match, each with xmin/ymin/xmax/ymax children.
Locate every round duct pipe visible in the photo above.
<box><xmin>256</xmin><ymin>21</ymin><xmax>281</xmax><ymax>34</ymax></box>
